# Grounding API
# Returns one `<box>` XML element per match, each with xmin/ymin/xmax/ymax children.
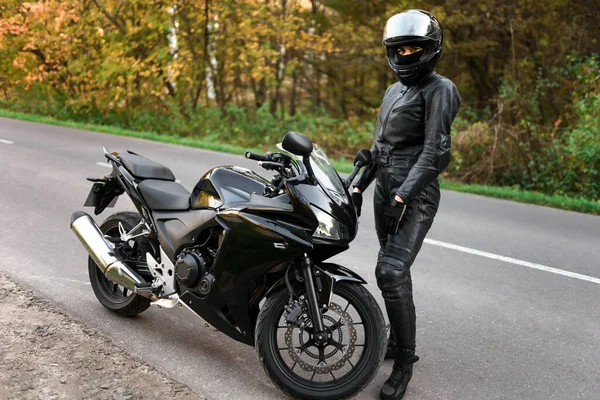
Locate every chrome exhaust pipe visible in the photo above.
<box><xmin>70</xmin><ymin>211</ymin><xmax>151</xmax><ymax>296</ymax></box>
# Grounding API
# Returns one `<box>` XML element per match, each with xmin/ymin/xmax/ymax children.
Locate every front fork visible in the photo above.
<box><xmin>300</xmin><ymin>254</ymin><xmax>328</xmax><ymax>345</ymax></box>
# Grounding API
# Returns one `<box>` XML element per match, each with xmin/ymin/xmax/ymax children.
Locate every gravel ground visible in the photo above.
<box><xmin>0</xmin><ymin>272</ymin><xmax>202</xmax><ymax>400</ymax></box>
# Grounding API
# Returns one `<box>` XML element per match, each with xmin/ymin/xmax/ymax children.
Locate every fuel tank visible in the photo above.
<box><xmin>191</xmin><ymin>166</ymin><xmax>271</xmax><ymax>210</ymax></box>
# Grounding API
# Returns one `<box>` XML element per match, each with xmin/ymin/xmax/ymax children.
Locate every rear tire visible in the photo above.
<box><xmin>88</xmin><ymin>212</ymin><xmax>155</xmax><ymax>317</ymax></box>
<box><xmin>255</xmin><ymin>282</ymin><xmax>386</xmax><ymax>399</ymax></box>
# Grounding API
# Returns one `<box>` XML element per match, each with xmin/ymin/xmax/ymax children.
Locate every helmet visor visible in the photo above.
<box><xmin>383</xmin><ymin>10</ymin><xmax>441</xmax><ymax>46</ymax></box>
<box><xmin>387</xmin><ymin>42</ymin><xmax>432</xmax><ymax>67</ymax></box>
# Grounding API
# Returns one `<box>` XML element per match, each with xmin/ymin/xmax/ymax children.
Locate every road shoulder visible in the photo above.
<box><xmin>0</xmin><ymin>272</ymin><xmax>202</xmax><ymax>400</ymax></box>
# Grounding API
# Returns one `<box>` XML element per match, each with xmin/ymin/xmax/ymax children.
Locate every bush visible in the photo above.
<box><xmin>448</xmin><ymin>54</ymin><xmax>599</xmax><ymax>202</ymax></box>
<box><xmin>2</xmin><ymin>55</ymin><xmax>598</xmax><ymax>202</ymax></box>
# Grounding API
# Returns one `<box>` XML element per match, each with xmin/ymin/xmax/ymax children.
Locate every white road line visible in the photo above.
<box><xmin>88</xmin><ymin>159</ymin><xmax>596</xmax><ymax>286</ymax></box>
<box><xmin>425</xmin><ymin>238</ymin><xmax>600</xmax><ymax>285</ymax></box>
<box><xmin>0</xmin><ymin>138</ymin><xmax>14</xmax><ymax>144</ymax></box>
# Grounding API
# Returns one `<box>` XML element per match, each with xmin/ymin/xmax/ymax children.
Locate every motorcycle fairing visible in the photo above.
<box><xmin>177</xmin><ymin>209</ymin><xmax>314</xmax><ymax>345</ymax></box>
<box><xmin>152</xmin><ymin>210</ymin><xmax>220</xmax><ymax>261</ymax></box>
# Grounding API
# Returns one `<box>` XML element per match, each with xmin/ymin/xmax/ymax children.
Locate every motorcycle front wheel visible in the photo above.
<box><xmin>255</xmin><ymin>282</ymin><xmax>386</xmax><ymax>399</ymax></box>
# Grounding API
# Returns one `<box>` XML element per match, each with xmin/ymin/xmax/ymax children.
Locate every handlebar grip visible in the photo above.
<box><xmin>245</xmin><ymin>152</ymin><xmax>271</xmax><ymax>162</ymax></box>
<box><xmin>258</xmin><ymin>161</ymin><xmax>285</xmax><ymax>170</ymax></box>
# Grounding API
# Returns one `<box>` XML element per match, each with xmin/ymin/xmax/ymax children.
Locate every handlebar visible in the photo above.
<box><xmin>258</xmin><ymin>161</ymin><xmax>285</xmax><ymax>171</ymax></box>
<box><xmin>245</xmin><ymin>152</ymin><xmax>272</xmax><ymax>162</ymax></box>
<box><xmin>244</xmin><ymin>150</ymin><xmax>299</xmax><ymax>183</ymax></box>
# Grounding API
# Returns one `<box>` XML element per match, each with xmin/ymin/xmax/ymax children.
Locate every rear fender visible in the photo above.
<box><xmin>84</xmin><ymin>178</ymin><xmax>124</xmax><ymax>215</ymax></box>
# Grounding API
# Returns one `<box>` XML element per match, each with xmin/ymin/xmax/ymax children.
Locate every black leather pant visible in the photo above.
<box><xmin>373</xmin><ymin>162</ymin><xmax>441</xmax><ymax>360</ymax></box>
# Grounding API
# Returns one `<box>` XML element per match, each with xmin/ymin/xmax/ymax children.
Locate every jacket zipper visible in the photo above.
<box><xmin>381</xmin><ymin>87</ymin><xmax>410</xmax><ymax>146</ymax></box>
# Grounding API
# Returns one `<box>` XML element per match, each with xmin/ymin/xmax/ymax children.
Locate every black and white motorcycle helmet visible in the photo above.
<box><xmin>383</xmin><ymin>10</ymin><xmax>443</xmax><ymax>86</ymax></box>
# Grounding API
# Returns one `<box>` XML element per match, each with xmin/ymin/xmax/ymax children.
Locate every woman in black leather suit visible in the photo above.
<box><xmin>351</xmin><ymin>10</ymin><xmax>461</xmax><ymax>400</ymax></box>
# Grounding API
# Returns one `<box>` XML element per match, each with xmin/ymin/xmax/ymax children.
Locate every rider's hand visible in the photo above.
<box><xmin>383</xmin><ymin>200</ymin><xmax>407</xmax><ymax>235</ymax></box>
<box><xmin>351</xmin><ymin>192</ymin><xmax>363</xmax><ymax>217</ymax></box>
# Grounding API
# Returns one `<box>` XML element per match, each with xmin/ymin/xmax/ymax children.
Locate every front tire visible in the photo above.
<box><xmin>256</xmin><ymin>282</ymin><xmax>386</xmax><ymax>399</ymax></box>
<box><xmin>88</xmin><ymin>212</ymin><xmax>155</xmax><ymax>317</ymax></box>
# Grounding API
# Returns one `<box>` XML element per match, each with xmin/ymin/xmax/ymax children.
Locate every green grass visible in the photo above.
<box><xmin>1</xmin><ymin>108</ymin><xmax>599</xmax><ymax>215</ymax></box>
<box><xmin>440</xmin><ymin>180</ymin><xmax>600</xmax><ymax>215</ymax></box>
<box><xmin>0</xmin><ymin>108</ymin><xmax>266</xmax><ymax>156</ymax></box>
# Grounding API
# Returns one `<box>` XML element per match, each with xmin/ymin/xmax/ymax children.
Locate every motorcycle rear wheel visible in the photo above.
<box><xmin>255</xmin><ymin>281</ymin><xmax>386</xmax><ymax>399</ymax></box>
<box><xmin>88</xmin><ymin>212</ymin><xmax>155</xmax><ymax>317</ymax></box>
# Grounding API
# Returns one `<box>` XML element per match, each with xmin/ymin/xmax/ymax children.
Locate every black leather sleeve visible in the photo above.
<box><xmin>395</xmin><ymin>79</ymin><xmax>461</xmax><ymax>202</ymax></box>
<box><xmin>354</xmin><ymin>146</ymin><xmax>378</xmax><ymax>192</ymax></box>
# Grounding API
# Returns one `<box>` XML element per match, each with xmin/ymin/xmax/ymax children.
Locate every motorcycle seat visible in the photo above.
<box><xmin>119</xmin><ymin>152</ymin><xmax>176</xmax><ymax>181</ymax></box>
<box><xmin>138</xmin><ymin>179</ymin><xmax>191</xmax><ymax>211</ymax></box>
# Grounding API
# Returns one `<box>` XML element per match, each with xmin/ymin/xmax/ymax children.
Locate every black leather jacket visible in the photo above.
<box><xmin>355</xmin><ymin>73</ymin><xmax>461</xmax><ymax>203</ymax></box>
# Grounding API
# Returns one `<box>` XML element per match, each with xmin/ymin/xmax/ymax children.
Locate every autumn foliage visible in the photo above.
<box><xmin>1</xmin><ymin>0</ymin><xmax>599</xmax><ymax>200</ymax></box>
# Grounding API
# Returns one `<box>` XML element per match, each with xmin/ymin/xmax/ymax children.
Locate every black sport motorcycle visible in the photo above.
<box><xmin>70</xmin><ymin>131</ymin><xmax>386</xmax><ymax>399</ymax></box>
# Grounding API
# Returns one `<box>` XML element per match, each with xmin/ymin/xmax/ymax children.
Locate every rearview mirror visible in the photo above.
<box><xmin>353</xmin><ymin>149</ymin><xmax>372</xmax><ymax>168</ymax></box>
<box><xmin>282</xmin><ymin>131</ymin><xmax>313</xmax><ymax>157</ymax></box>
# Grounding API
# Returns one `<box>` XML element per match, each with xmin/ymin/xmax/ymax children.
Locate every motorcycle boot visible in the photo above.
<box><xmin>380</xmin><ymin>349</ymin><xmax>420</xmax><ymax>400</ymax></box>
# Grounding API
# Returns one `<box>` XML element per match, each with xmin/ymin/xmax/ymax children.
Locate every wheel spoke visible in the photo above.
<box><xmin>112</xmin><ymin>283</ymin><xmax>118</xmax><ymax>293</ymax></box>
<box><xmin>310</xmin><ymin>370</ymin><xmax>316</xmax><ymax>381</ymax></box>
<box><xmin>330</xmin><ymin>371</ymin><xmax>336</xmax><ymax>380</ymax></box>
<box><xmin>328</xmin><ymin>338</ymin><xmax>344</xmax><ymax>350</ymax></box>
<box><xmin>344</xmin><ymin>302</ymin><xmax>350</xmax><ymax>312</ymax></box>
<box><xmin>348</xmin><ymin>358</ymin><xmax>355</xmax><ymax>368</ymax></box>
<box><xmin>278</xmin><ymin>347</ymin><xmax>290</xmax><ymax>351</ymax></box>
<box><xmin>296</xmin><ymin>339</ymin><xmax>315</xmax><ymax>354</ymax></box>
<box><xmin>123</xmin><ymin>288</ymin><xmax>128</xmax><ymax>297</ymax></box>
<box><xmin>318</xmin><ymin>347</ymin><xmax>326</xmax><ymax>364</ymax></box>
<box><xmin>329</xmin><ymin>318</ymin><xmax>344</xmax><ymax>331</ymax></box>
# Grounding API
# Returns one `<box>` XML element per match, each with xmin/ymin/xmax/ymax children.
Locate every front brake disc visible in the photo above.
<box><xmin>284</xmin><ymin>302</ymin><xmax>357</xmax><ymax>374</ymax></box>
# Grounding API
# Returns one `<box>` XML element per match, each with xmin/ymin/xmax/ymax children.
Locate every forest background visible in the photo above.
<box><xmin>1</xmin><ymin>0</ymin><xmax>598</xmax><ymax>203</ymax></box>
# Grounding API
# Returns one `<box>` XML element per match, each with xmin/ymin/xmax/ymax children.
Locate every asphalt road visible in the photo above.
<box><xmin>1</xmin><ymin>117</ymin><xmax>599</xmax><ymax>400</ymax></box>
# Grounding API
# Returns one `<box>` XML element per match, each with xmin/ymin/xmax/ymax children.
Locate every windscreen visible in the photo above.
<box><xmin>276</xmin><ymin>143</ymin><xmax>347</xmax><ymax>204</ymax></box>
<box><xmin>309</xmin><ymin>144</ymin><xmax>345</xmax><ymax>195</ymax></box>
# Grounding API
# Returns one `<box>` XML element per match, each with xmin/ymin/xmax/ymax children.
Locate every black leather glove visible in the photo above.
<box><xmin>351</xmin><ymin>192</ymin><xmax>363</xmax><ymax>217</ymax></box>
<box><xmin>383</xmin><ymin>202</ymin><xmax>407</xmax><ymax>235</ymax></box>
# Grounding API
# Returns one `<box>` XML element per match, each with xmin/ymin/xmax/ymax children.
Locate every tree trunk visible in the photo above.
<box><xmin>315</xmin><ymin>69</ymin><xmax>321</xmax><ymax>109</ymax></box>
<box><xmin>466</xmin><ymin>56</ymin><xmax>495</xmax><ymax>108</ymax></box>
<box><xmin>203</xmin><ymin>0</ymin><xmax>211</xmax><ymax>106</ymax></box>
<box><xmin>289</xmin><ymin>71</ymin><xmax>298</xmax><ymax>116</ymax></box>
<box><xmin>339</xmin><ymin>70</ymin><xmax>347</xmax><ymax>118</ymax></box>
<box><xmin>310</xmin><ymin>0</ymin><xmax>319</xmax><ymax>14</ymax></box>
<box><xmin>251</xmin><ymin>76</ymin><xmax>267</xmax><ymax>109</ymax></box>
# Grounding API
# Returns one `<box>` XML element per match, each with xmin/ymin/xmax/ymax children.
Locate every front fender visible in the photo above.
<box><xmin>314</xmin><ymin>262</ymin><xmax>366</xmax><ymax>307</ymax></box>
<box><xmin>264</xmin><ymin>262</ymin><xmax>367</xmax><ymax>307</ymax></box>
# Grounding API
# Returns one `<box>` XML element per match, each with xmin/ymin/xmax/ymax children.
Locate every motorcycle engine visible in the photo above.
<box><xmin>175</xmin><ymin>248</ymin><xmax>215</xmax><ymax>296</ymax></box>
